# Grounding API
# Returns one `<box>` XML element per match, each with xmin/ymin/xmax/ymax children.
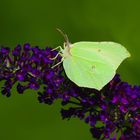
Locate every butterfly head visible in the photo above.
<box><xmin>56</xmin><ymin>28</ymin><xmax>72</xmax><ymax>57</ymax></box>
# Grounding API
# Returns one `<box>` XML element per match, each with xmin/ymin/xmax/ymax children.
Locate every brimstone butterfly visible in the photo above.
<box><xmin>52</xmin><ymin>29</ymin><xmax>130</xmax><ymax>90</ymax></box>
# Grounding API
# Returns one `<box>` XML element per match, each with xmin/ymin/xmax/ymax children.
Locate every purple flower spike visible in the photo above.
<box><xmin>0</xmin><ymin>44</ymin><xmax>140</xmax><ymax>140</ymax></box>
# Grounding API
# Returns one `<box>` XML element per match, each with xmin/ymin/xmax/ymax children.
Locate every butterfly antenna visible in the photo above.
<box><xmin>56</xmin><ymin>28</ymin><xmax>70</xmax><ymax>47</ymax></box>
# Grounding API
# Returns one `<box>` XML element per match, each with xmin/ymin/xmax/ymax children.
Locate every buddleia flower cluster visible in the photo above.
<box><xmin>0</xmin><ymin>44</ymin><xmax>140</xmax><ymax>140</ymax></box>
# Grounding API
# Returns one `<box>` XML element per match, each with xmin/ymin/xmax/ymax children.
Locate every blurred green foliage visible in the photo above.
<box><xmin>0</xmin><ymin>0</ymin><xmax>140</xmax><ymax>140</ymax></box>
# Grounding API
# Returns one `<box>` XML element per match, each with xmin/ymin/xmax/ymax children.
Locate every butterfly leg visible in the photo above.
<box><xmin>51</xmin><ymin>57</ymin><xmax>64</xmax><ymax>69</ymax></box>
<box><xmin>49</xmin><ymin>52</ymin><xmax>63</xmax><ymax>60</ymax></box>
<box><xmin>50</xmin><ymin>46</ymin><xmax>64</xmax><ymax>60</ymax></box>
<box><xmin>51</xmin><ymin>46</ymin><xmax>63</xmax><ymax>51</ymax></box>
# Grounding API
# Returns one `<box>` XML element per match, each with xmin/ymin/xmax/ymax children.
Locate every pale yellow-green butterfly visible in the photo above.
<box><xmin>51</xmin><ymin>29</ymin><xmax>130</xmax><ymax>90</ymax></box>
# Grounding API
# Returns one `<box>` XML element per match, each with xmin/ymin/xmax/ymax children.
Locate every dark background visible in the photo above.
<box><xmin>0</xmin><ymin>0</ymin><xmax>139</xmax><ymax>140</ymax></box>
